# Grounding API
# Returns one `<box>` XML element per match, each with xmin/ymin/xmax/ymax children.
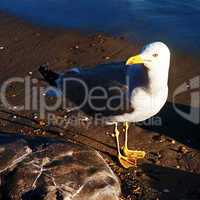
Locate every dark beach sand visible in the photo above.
<box><xmin>0</xmin><ymin>12</ymin><xmax>200</xmax><ymax>200</ymax></box>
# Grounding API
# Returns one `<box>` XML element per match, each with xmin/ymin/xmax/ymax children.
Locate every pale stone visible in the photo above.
<box><xmin>0</xmin><ymin>134</ymin><xmax>120</xmax><ymax>200</ymax></box>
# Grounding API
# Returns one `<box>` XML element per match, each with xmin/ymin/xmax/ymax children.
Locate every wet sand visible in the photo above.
<box><xmin>0</xmin><ymin>12</ymin><xmax>200</xmax><ymax>200</ymax></box>
<box><xmin>0</xmin><ymin>12</ymin><xmax>199</xmax><ymax>105</ymax></box>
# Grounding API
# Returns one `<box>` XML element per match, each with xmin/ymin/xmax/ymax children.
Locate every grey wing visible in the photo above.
<box><xmin>61</xmin><ymin>62</ymin><xmax>134</xmax><ymax>117</ymax></box>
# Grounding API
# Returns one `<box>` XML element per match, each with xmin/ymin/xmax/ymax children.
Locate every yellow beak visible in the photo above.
<box><xmin>126</xmin><ymin>54</ymin><xmax>143</xmax><ymax>66</ymax></box>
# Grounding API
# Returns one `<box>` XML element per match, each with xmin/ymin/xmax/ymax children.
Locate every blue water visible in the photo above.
<box><xmin>0</xmin><ymin>0</ymin><xmax>200</xmax><ymax>52</ymax></box>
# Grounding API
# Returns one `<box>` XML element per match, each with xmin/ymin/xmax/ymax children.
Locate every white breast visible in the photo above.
<box><xmin>112</xmin><ymin>87</ymin><xmax>168</xmax><ymax>123</ymax></box>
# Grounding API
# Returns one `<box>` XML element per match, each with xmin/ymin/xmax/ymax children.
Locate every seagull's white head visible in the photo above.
<box><xmin>126</xmin><ymin>42</ymin><xmax>170</xmax><ymax>71</ymax></box>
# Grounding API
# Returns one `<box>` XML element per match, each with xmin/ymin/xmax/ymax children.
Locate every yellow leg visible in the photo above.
<box><xmin>122</xmin><ymin>122</ymin><xmax>146</xmax><ymax>161</ymax></box>
<box><xmin>114</xmin><ymin>123</ymin><xmax>136</xmax><ymax>168</ymax></box>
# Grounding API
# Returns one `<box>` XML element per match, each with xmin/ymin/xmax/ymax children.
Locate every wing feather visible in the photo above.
<box><xmin>62</xmin><ymin>62</ymin><xmax>134</xmax><ymax>117</ymax></box>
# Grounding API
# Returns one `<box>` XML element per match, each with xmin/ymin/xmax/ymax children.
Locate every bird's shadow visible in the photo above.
<box><xmin>139</xmin><ymin>101</ymin><xmax>200</xmax><ymax>150</ymax></box>
<box><xmin>140</xmin><ymin>163</ymin><xmax>200</xmax><ymax>200</ymax></box>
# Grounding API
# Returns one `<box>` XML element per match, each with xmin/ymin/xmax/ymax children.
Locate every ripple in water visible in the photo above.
<box><xmin>0</xmin><ymin>0</ymin><xmax>200</xmax><ymax>51</ymax></box>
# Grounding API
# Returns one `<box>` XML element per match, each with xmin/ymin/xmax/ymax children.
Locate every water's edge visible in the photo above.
<box><xmin>0</xmin><ymin>0</ymin><xmax>200</xmax><ymax>53</ymax></box>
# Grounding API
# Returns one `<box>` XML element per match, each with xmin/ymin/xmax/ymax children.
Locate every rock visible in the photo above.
<box><xmin>163</xmin><ymin>188</ymin><xmax>170</xmax><ymax>193</ymax></box>
<box><xmin>28</xmin><ymin>71</ymin><xmax>33</xmax><ymax>76</ymax></box>
<box><xmin>0</xmin><ymin>137</ymin><xmax>32</xmax><ymax>199</ymax></box>
<box><xmin>0</xmin><ymin>134</ymin><xmax>120</xmax><ymax>200</ymax></box>
<box><xmin>104</xmin><ymin>56</ymin><xmax>110</xmax><ymax>60</ymax></box>
<box><xmin>152</xmin><ymin>134</ymin><xmax>162</xmax><ymax>142</ymax></box>
<box><xmin>171</xmin><ymin>140</ymin><xmax>176</xmax><ymax>144</ymax></box>
<box><xmin>147</xmin><ymin>152</ymin><xmax>162</xmax><ymax>164</ymax></box>
<box><xmin>179</xmin><ymin>151</ymin><xmax>200</xmax><ymax>174</ymax></box>
<box><xmin>33</xmin><ymin>114</ymin><xmax>38</xmax><ymax>119</ymax></box>
<box><xmin>59</xmin><ymin>132</ymin><xmax>64</xmax><ymax>136</ymax></box>
<box><xmin>0</xmin><ymin>139</ymin><xmax>32</xmax><ymax>174</ymax></box>
<box><xmin>178</xmin><ymin>146</ymin><xmax>188</xmax><ymax>154</ymax></box>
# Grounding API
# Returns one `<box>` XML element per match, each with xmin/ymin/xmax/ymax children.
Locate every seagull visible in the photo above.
<box><xmin>39</xmin><ymin>42</ymin><xmax>170</xmax><ymax>168</ymax></box>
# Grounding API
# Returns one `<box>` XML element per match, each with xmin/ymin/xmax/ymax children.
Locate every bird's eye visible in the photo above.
<box><xmin>153</xmin><ymin>53</ymin><xmax>158</xmax><ymax>57</ymax></box>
